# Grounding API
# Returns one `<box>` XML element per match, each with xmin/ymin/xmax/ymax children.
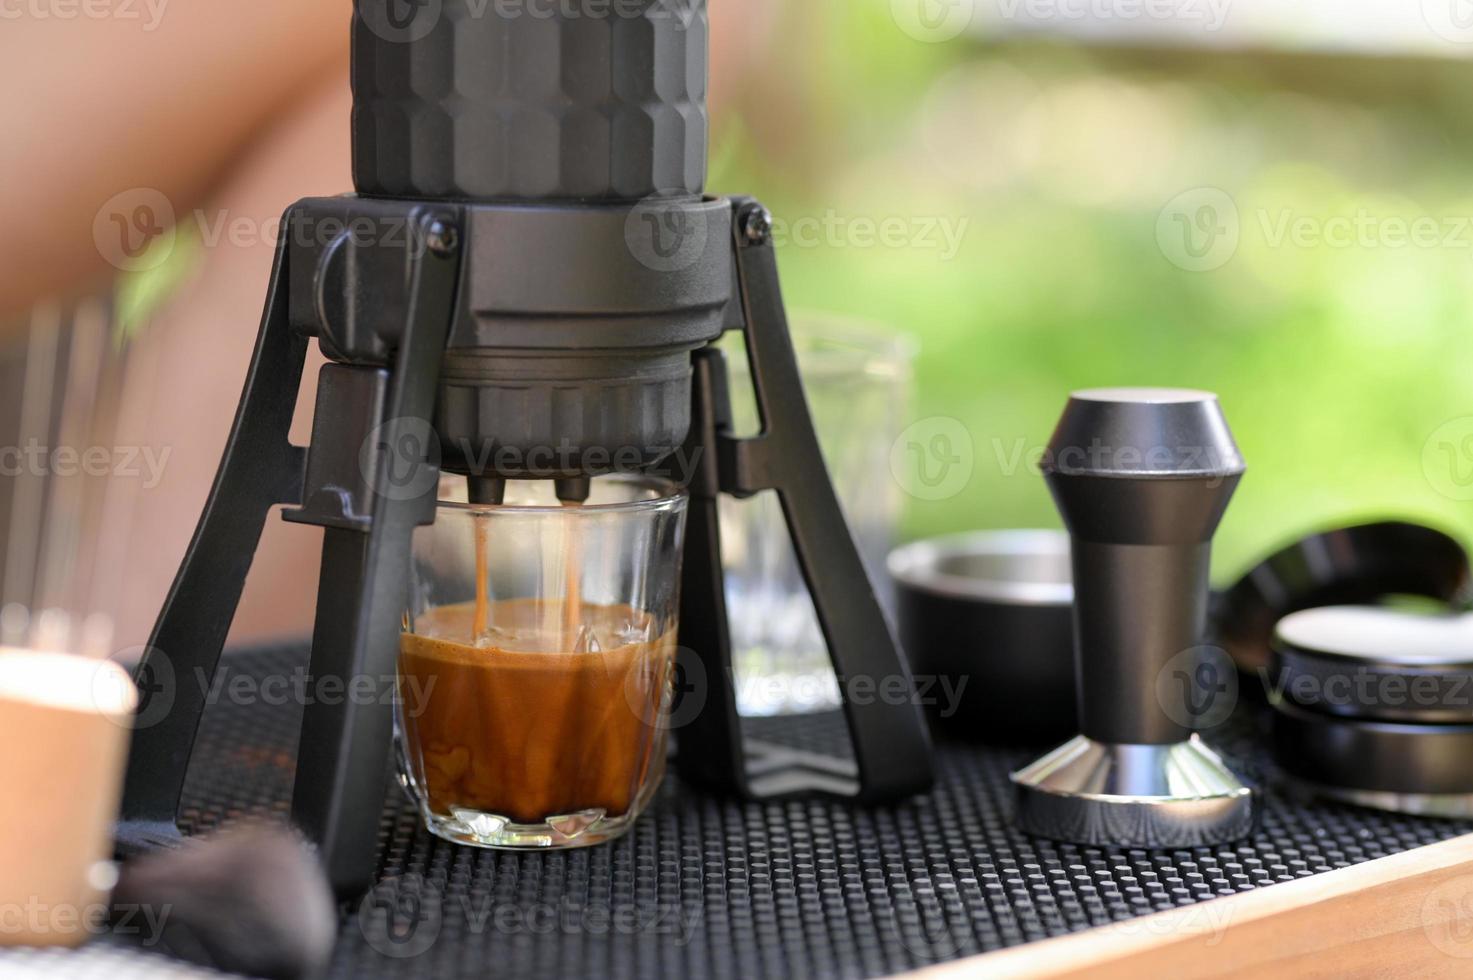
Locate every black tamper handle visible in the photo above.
<box><xmin>1043</xmin><ymin>388</ymin><xmax>1244</xmax><ymax>746</ymax></box>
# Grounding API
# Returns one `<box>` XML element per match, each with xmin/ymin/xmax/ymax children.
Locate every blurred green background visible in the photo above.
<box><xmin>709</xmin><ymin>0</ymin><xmax>1473</xmax><ymax>578</ymax></box>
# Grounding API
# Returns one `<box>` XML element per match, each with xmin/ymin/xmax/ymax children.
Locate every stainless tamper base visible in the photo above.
<box><xmin>1010</xmin><ymin>736</ymin><xmax>1255</xmax><ymax>848</ymax></box>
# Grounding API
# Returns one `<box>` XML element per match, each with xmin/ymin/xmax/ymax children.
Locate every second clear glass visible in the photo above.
<box><xmin>719</xmin><ymin>316</ymin><xmax>915</xmax><ymax>716</ymax></box>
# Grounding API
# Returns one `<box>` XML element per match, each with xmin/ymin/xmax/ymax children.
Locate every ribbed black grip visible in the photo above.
<box><xmin>352</xmin><ymin>0</ymin><xmax>709</xmax><ymax>202</ymax></box>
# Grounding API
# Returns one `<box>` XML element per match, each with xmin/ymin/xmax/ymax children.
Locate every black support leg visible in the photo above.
<box><xmin>674</xmin><ymin>199</ymin><xmax>934</xmax><ymax>804</ymax></box>
<box><xmin>117</xmin><ymin>237</ymin><xmax>309</xmax><ymax>848</ymax></box>
<box><xmin>287</xmin><ymin>221</ymin><xmax>461</xmax><ymax>895</ymax></box>
<box><xmin>673</xmin><ymin>349</ymin><xmax>746</xmax><ymax>789</ymax></box>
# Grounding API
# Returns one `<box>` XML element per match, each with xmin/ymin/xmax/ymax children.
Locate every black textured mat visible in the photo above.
<box><xmin>25</xmin><ymin>645</ymin><xmax>1473</xmax><ymax>978</ymax></box>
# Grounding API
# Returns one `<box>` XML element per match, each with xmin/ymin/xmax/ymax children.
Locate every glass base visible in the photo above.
<box><xmin>397</xmin><ymin>752</ymin><xmax>667</xmax><ymax>851</ymax></box>
<box><xmin>418</xmin><ymin>803</ymin><xmax>643</xmax><ymax>850</ymax></box>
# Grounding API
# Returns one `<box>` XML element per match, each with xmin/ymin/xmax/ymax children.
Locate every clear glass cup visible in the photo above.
<box><xmin>396</xmin><ymin>476</ymin><xmax>688</xmax><ymax>850</ymax></box>
<box><xmin>718</xmin><ymin>315</ymin><xmax>915</xmax><ymax>716</ymax></box>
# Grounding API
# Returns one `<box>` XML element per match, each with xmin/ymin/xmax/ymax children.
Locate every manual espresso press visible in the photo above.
<box><xmin>117</xmin><ymin>0</ymin><xmax>933</xmax><ymax>893</ymax></box>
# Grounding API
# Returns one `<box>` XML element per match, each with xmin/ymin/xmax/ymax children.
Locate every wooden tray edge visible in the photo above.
<box><xmin>914</xmin><ymin>832</ymin><xmax>1473</xmax><ymax>979</ymax></box>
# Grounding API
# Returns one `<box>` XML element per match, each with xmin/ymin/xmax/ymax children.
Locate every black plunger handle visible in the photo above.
<box><xmin>351</xmin><ymin>0</ymin><xmax>710</xmax><ymax>202</ymax></box>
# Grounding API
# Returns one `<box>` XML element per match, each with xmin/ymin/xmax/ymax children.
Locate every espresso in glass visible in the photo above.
<box><xmin>396</xmin><ymin>477</ymin><xmax>687</xmax><ymax>849</ymax></box>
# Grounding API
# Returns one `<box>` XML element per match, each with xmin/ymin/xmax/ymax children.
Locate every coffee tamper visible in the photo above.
<box><xmin>1011</xmin><ymin>388</ymin><xmax>1254</xmax><ymax>848</ymax></box>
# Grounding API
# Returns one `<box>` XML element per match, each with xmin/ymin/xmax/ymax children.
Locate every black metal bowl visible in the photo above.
<box><xmin>888</xmin><ymin>530</ymin><xmax>1076</xmax><ymax>743</ymax></box>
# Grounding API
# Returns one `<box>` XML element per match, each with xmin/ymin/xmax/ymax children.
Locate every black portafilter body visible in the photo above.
<box><xmin>353</xmin><ymin>0</ymin><xmax>725</xmax><ymax>497</ymax></box>
<box><xmin>1011</xmin><ymin>388</ymin><xmax>1255</xmax><ymax>848</ymax></box>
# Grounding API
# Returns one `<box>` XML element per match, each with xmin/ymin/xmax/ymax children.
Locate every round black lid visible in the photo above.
<box><xmin>1270</xmin><ymin>605</ymin><xmax>1473</xmax><ymax>723</ymax></box>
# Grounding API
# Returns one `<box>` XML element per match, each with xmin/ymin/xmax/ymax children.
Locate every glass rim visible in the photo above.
<box><xmin>435</xmin><ymin>474</ymin><xmax>689</xmax><ymax>517</ymax></box>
